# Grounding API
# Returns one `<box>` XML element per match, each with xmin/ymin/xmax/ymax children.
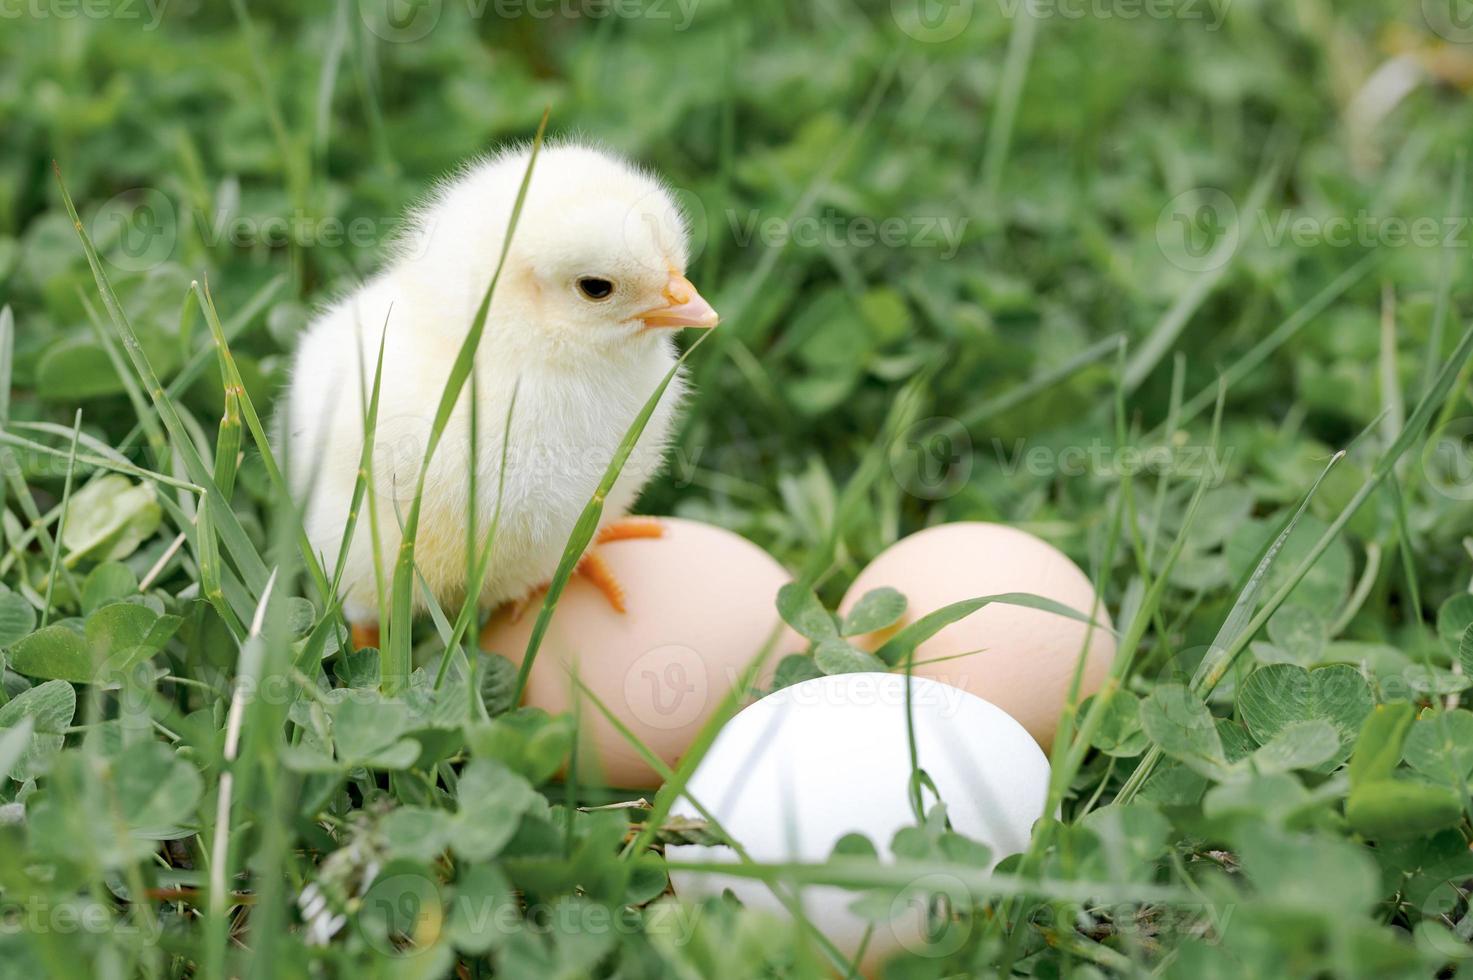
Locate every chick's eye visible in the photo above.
<box><xmin>576</xmin><ymin>276</ymin><xmax>615</xmax><ymax>301</ymax></box>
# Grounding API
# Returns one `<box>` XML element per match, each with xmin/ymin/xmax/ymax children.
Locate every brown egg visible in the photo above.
<box><xmin>481</xmin><ymin>517</ymin><xmax>800</xmax><ymax>788</ymax></box>
<box><xmin>839</xmin><ymin>522</ymin><xmax>1115</xmax><ymax>750</ymax></box>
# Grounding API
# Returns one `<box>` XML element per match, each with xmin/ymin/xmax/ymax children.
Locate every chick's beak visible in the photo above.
<box><xmin>638</xmin><ymin>274</ymin><xmax>719</xmax><ymax>329</ymax></box>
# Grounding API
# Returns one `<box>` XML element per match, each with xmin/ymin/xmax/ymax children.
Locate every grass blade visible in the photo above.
<box><xmin>572</xmin><ymin>670</ymin><xmax>860</xmax><ymax>977</ymax></box>
<box><xmin>1168</xmin><ymin>253</ymin><xmax>1379</xmax><ymax>431</ymax></box>
<box><xmin>433</xmin><ymin>379</ymin><xmax>519</xmax><ymax>689</ymax></box>
<box><xmin>38</xmin><ymin>411</ymin><xmax>82</xmax><ymax>625</ymax></box>
<box><xmin>1114</xmin><ymin>449</ymin><xmax>1344</xmax><ymax>804</ymax></box>
<box><xmin>382</xmin><ymin>109</ymin><xmax>550</xmax><ymax>693</ymax></box>
<box><xmin>980</xmin><ymin>0</ymin><xmax>1039</xmax><ymax>200</ymax></box>
<box><xmin>512</xmin><ymin>328</ymin><xmax>714</xmax><ymax>702</ymax></box>
<box><xmin>1119</xmin><ymin>317</ymin><xmax>1473</xmax><ymax>803</ymax></box>
<box><xmin>331</xmin><ymin>314</ymin><xmax>390</xmax><ymax>603</ymax></box>
<box><xmin>960</xmin><ymin>332</ymin><xmax>1124</xmax><ymax>430</ymax></box>
<box><xmin>193</xmin><ymin>282</ymin><xmax>343</xmax><ymax>631</ymax></box>
<box><xmin>1124</xmin><ymin>141</ymin><xmax>1289</xmax><ymax>392</ymax></box>
<box><xmin>54</xmin><ymin>164</ymin><xmax>272</xmax><ymax>599</ymax></box>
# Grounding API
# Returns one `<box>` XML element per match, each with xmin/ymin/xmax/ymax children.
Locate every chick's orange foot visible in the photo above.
<box><xmin>594</xmin><ymin>516</ymin><xmax>665</xmax><ymax>545</ymax></box>
<box><xmin>582</xmin><ymin>516</ymin><xmax>666</xmax><ymax>612</ymax></box>
<box><xmin>576</xmin><ymin>551</ymin><xmax>627</xmax><ymax>613</ymax></box>
<box><xmin>349</xmin><ymin>521</ymin><xmax>667</xmax><ymax>652</ymax></box>
<box><xmin>351</xmin><ymin>623</ymin><xmax>381</xmax><ymax>651</ymax></box>
<box><xmin>482</xmin><ymin>517</ymin><xmax>666</xmax><ymax>635</ymax></box>
<box><xmin>541</xmin><ymin>517</ymin><xmax>666</xmax><ymax>615</ymax></box>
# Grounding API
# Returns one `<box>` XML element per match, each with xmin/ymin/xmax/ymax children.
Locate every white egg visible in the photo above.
<box><xmin>666</xmin><ymin>672</ymin><xmax>1049</xmax><ymax>968</ymax></box>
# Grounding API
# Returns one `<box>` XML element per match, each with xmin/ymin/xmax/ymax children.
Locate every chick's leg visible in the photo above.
<box><xmin>577</xmin><ymin>517</ymin><xmax>665</xmax><ymax>612</ymax></box>
<box><xmin>594</xmin><ymin>516</ymin><xmax>664</xmax><ymax>545</ymax></box>
<box><xmin>489</xmin><ymin>518</ymin><xmax>665</xmax><ymax>627</ymax></box>
<box><xmin>351</xmin><ymin>623</ymin><xmax>381</xmax><ymax>651</ymax></box>
<box><xmin>575</xmin><ymin>551</ymin><xmax>626</xmax><ymax>612</ymax></box>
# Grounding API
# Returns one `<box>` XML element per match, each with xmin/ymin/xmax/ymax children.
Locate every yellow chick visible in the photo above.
<box><xmin>284</xmin><ymin>141</ymin><xmax>718</xmax><ymax>647</ymax></box>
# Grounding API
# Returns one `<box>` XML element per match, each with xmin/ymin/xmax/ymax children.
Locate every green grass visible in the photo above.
<box><xmin>5</xmin><ymin>1</ymin><xmax>1473</xmax><ymax>977</ymax></box>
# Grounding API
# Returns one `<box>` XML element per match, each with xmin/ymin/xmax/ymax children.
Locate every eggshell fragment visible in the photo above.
<box><xmin>482</xmin><ymin>517</ymin><xmax>799</xmax><ymax>789</ymax></box>
<box><xmin>840</xmin><ymin>522</ymin><xmax>1114</xmax><ymax>749</ymax></box>
<box><xmin>667</xmin><ymin>672</ymin><xmax>1049</xmax><ymax>968</ymax></box>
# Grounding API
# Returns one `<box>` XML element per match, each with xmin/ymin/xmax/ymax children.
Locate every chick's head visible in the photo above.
<box><xmin>499</xmin><ymin>143</ymin><xmax>718</xmax><ymax>350</ymax></box>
